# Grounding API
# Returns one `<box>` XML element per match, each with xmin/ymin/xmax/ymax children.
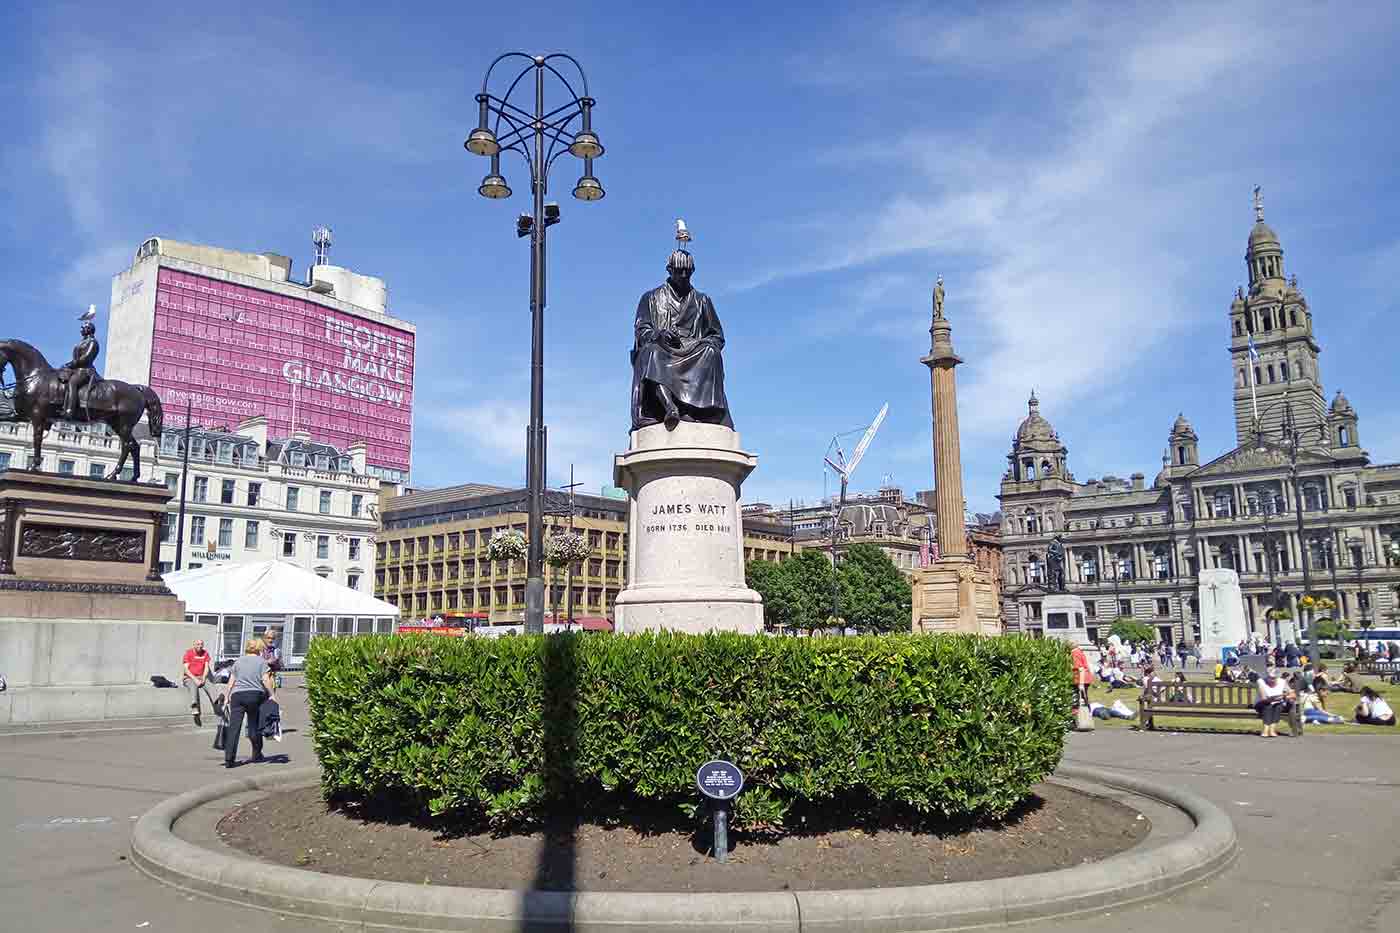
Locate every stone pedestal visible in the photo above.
<box><xmin>1041</xmin><ymin>592</ymin><xmax>1091</xmax><ymax>647</ymax></box>
<box><xmin>911</xmin><ymin>558</ymin><xmax>1000</xmax><ymax>636</ymax></box>
<box><xmin>612</xmin><ymin>423</ymin><xmax>763</xmax><ymax>635</ymax></box>
<box><xmin>0</xmin><ymin>470</ymin><xmax>198</xmax><ymax>724</ymax></box>
<box><xmin>1197</xmin><ymin>568</ymin><xmax>1248</xmax><ymax>663</ymax></box>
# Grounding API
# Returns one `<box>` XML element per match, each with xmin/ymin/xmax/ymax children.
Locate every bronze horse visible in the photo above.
<box><xmin>0</xmin><ymin>339</ymin><xmax>164</xmax><ymax>482</ymax></box>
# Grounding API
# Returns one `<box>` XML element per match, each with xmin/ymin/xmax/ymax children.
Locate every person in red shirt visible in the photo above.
<box><xmin>1071</xmin><ymin>645</ymin><xmax>1093</xmax><ymax>708</ymax></box>
<box><xmin>182</xmin><ymin>639</ymin><xmax>215</xmax><ymax>725</ymax></box>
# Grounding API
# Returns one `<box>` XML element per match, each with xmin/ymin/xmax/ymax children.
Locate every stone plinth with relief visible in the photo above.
<box><xmin>0</xmin><ymin>470</ymin><xmax>201</xmax><ymax>725</ymax></box>
<box><xmin>612</xmin><ymin>422</ymin><xmax>764</xmax><ymax>635</ymax></box>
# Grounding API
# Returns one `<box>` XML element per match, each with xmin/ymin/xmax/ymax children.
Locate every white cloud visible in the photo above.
<box><xmin>748</xmin><ymin>1</ymin><xmax>1360</xmax><ymax>449</ymax></box>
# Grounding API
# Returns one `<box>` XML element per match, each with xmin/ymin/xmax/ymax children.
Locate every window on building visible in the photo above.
<box><xmin>161</xmin><ymin>512</ymin><xmax>174</xmax><ymax>543</ymax></box>
<box><xmin>1280</xmin><ymin>361</ymin><xmax>1289</xmax><ymax>381</ymax></box>
<box><xmin>58</xmin><ymin>458</ymin><xmax>75</xmax><ymax>475</ymax></box>
<box><xmin>1262</xmin><ymin>312</ymin><xmax>1272</xmax><ymax>330</ymax></box>
<box><xmin>1303</xmin><ymin>485</ymin><xmax>1322</xmax><ymax>511</ymax></box>
<box><xmin>286</xmin><ymin>486</ymin><xmax>300</xmax><ymax>511</ymax></box>
<box><xmin>1155</xmin><ymin>554</ymin><xmax>1170</xmax><ymax>580</ymax></box>
<box><xmin>88</xmin><ymin>463</ymin><xmax>104</xmax><ymax>478</ymax></box>
<box><xmin>319</xmin><ymin>490</ymin><xmax>332</xmax><ymax>514</ymax></box>
<box><xmin>1080</xmin><ymin>558</ymin><xmax>1097</xmax><ymax>583</ymax></box>
<box><xmin>1343</xmin><ymin>486</ymin><xmax>1357</xmax><ymax>509</ymax></box>
<box><xmin>0</xmin><ymin>452</ymin><xmax>10</xmax><ymax>471</ymax></box>
<box><xmin>1085</xmin><ymin>602</ymin><xmax>1097</xmax><ymax>619</ymax></box>
<box><xmin>1155</xmin><ymin>598</ymin><xmax>1170</xmax><ymax>616</ymax></box>
<box><xmin>193</xmin><ymin>476</ymin><xmax>208</xmax><ymax>503</ymax></box>
<box><xmin>1118</xmin><ymin>599</ymin><xmax>1131</xmax><ymax>618</ymax></box>
<box><xmin>221</xmin><ymin>479</ymin><xmax>235</xmax><ymax>505</ymax></box>
<box><xmin>1027</xmin><ymin>602</ymin><xmax>1042</xmax><ymax>621</ymax></box>
<box><xmin>1234</xmin><ymin>319</ymin><xmax>1243</xmax><ymax>336</ymax></box>
<box><xmin>218</xmin><ymin>518</ymin><xmax>233</xmax><ymax>549</ymax></box>
<box><xmin>282</xmin><ymin>533</ymin><xmax>296</xmax><ymax>557</ymax></box>
<box><xmin>247</xmin><ymin>482</ymin><xmax>261</xmax><ymax>507</ymax></box>
<box><xmin>190</xmin><ymin>516</ymin><xmax>205</xmax><ymax>545</ymax></box>
<box><xmin>165</xmin><ymin>472</ymin><xmax>178</xmax><ymax>491</ymax></box>
<box><xmin>347</xmin><ymin>574</ymin><xmax>360</xmax><ymax>591</ymax></box>
<box><xmin>348</xmin><ymin>538</ymin><xmax>360</xmax><ymax>561</ymax></box>
<box><xmin>316</xmin><ymin>535</ymin><xmax>330</xmax><ymax>560</ymax></box>
<box><xmin>351</xmin><ymin>494</ymin><xmax>363</xmax><ymax>518</ymax></box>
<box><xmin>1254</xmin><ymin>365</ymin><xmax>1262</xmax><ymax>386</ymax></box>
<box><xmin>245</xmin><ymin>520</ymin><xmax>260</xmax><ymax>550</ymax></box>
<box><xmin>1359</xmin><ymin>590</ymin><xmax>1371</xmax><ymax>611</ymax></box>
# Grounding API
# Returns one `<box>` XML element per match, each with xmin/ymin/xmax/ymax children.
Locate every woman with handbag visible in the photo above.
<box><xmin>221</xmin><ymin>639</ymin><xmax>275</xmax><ymax>768</ymax></box>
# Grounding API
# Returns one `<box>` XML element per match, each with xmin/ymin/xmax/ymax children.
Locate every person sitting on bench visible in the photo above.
<box><xmin>1168</xmin><ymin>671</ymin><xmax>1194</xmax><ymax>704</ymax></box>
<box><xmin>1354</xmin><ymin>688</ymin><xmax>1396</xmax><ymax>726</ymax></box>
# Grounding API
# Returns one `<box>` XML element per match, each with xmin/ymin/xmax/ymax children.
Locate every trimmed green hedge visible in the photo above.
<box><xmin>305</xmin><ymin>632</ymin><xmax>1071</xmax><ymax>829</ymax></box>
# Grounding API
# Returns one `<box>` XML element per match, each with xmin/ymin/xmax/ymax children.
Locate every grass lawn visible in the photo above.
<box><xmin>1082</xmin><ymin>680</ymin><xmax>1400</xmax><ymax>736</ymax></box>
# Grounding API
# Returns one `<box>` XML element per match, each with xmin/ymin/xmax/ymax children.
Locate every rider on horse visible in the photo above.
<box><xmin>60</xmin><ymin>320</ymin><xmax>100</xmax><ymax>421</ymax></box>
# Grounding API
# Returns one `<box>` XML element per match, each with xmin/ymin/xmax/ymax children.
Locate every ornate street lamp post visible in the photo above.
<box><xmin>465</xmin><ymin>53</ymin><xmax>605</xmax><ymax>633</ymax></box>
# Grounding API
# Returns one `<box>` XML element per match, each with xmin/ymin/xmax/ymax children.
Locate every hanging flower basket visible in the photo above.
<box><xmin>1314</xmin><ymin>596</ymin><xmax>1336</xmax><ymax>611</ymax></box>
<box><xmin>485</xmin><ymin>530</ymin><xmax>528</xmax><ymax>562</ymax></box>
<box><xmin>1266</xmin><ymin>608</ymin><xmax>1293</xmax><ymax>621</ymax></box>
<box><xmin>1298</xmin><ymin>595</ymin><xmax>1316</xmax><ymax>609</ymax></box>
<box><xmin>544</xmin><ymin>531</ymin><xmax>592</xmax><ymax>568</ymax></box>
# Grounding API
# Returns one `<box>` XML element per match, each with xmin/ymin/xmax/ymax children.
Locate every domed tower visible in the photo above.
<box><xmin>1229</xmin><ymin>187</ymin><xmax>1326</xmax><ymax>446</ymax></box>
<box><xmin>1170</xmin><ymin>413</ymin><xmax>1199</xmax><ymax>467</ymax></box>
<box><xmin>1327</xmin><ymin>390</ymin><xmax>1361</xmax><ymax>451</ymax></box>
<box><xmin>1006</xmin><ymin>391</ymin><xmax>1069</xmax><ymax>482</ymax></box>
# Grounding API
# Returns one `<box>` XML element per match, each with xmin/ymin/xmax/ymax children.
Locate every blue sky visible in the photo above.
<box><xmin>4</xmin><ymin>1</ymin><xmax>1399</xmax><ymax>513</ymax></box>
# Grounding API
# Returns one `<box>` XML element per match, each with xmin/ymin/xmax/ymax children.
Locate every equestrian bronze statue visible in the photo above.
<box><xmin>0</xmin><ymin>322</ymin><xmax>165</xmax><ymax>482</ymax></box>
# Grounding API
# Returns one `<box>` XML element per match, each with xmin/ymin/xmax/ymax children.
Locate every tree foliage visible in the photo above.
<box><xmin>1109</xmin><ymin>618</ymin><xmax>1156</xmax><ymax>644</ymax></box>
<box><xmin>836</xmin><ymin>543</ymin><xmax>913</xmax><ymax>634</ymax></box>
<box><xmin>747</xmin><ymin>547</ymin><xmax>911</xmax><ymax>634</ymax></box>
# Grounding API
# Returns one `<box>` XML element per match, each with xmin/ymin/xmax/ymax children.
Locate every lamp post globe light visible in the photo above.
<box><xmin>465</xmin><ymin>52</ymin><xmax>605</xmax><ymax>634</ymax></box>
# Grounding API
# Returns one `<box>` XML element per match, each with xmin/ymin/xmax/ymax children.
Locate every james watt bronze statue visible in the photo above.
<box><xmin>630</xmin><ymin>248</ymin><xmax>733</xmax><ymax>432</ymax></box>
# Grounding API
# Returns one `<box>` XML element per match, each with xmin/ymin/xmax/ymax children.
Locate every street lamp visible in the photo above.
<box><xmin>465</xmin><ymin>53</ymin><xmax>606</xmax><ymax>634</ymax></box>
<box><xmin>1249</xmin><ymin>481</ymin><xmax>1286</xmax><ymax>644</ymax></box>
<box><xmin>1253</xmin><ymin>399</ymin><xmax>1327</xmax><ymax>664</ymax></box>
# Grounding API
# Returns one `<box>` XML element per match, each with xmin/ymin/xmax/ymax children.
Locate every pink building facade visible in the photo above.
<box><xmin>107</xmin><ymin>239</ymin><xmax>416</xmax><ymax>481</ymax></box>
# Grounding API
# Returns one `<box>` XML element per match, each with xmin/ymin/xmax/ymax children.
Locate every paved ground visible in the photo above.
<box><xmin>2</xmin><ymin>679</ymin><xmax>1397</xmax><ymax>932</ymax></box>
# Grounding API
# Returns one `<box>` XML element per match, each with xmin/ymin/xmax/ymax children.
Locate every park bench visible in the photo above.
<box><xmin>1140</xmin><ymin>680</ymin><xmax>1301</xmax><ymax>735</ymax></box>
<box><xmin>1355</xmin><ymin>661</ymin><xmax>1400</xmax><ymax>684</ymax></box>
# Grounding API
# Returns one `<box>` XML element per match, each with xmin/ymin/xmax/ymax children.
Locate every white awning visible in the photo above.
<box><xmin>163</xmin><ymin>560</ymin><xmax>398</xmax><ymax>617</ymax></box>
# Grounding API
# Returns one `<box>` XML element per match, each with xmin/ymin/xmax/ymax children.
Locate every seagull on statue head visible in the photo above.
<box><xmin>674</xmin><ymin>218</ymin><xmax>691</xmax><ymax>249</ymax></box>
<box><xmin>78</xmin><ymin>304</ymin><xmax>96</xmax><ymax>322</ymax></box>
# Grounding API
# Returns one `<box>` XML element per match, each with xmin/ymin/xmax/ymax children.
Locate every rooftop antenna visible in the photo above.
<box><xmin>312</xmin><ymin>225</ymin><xmax>333</xmax><ymax>266</ymax></box>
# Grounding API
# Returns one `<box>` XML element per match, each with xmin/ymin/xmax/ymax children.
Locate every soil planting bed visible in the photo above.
<box><xmin>217</xmin><ymin>782</ymin><xmax>1147</xmax><ymax>893</ymax></box>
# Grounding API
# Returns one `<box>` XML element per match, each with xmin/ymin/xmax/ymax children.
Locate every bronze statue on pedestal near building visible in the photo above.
<box><xmin>630</xmin><ymin>239</ymin><xmax>733</xmax><ymax>433</ymax></box>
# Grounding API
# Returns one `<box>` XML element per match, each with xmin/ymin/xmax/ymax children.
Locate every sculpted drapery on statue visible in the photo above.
<box><xmin>630</xmin><ymin>248</ymin><xmax>733</xmax><ymax>432</ymax></box>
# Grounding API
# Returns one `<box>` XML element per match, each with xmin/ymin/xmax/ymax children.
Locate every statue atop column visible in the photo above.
<box><xmin>629</xmin><ymin>226</ymin><xmax>733</xmax><ymax>432</ymax></box>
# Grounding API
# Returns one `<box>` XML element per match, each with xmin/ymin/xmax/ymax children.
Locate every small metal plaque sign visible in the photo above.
<box><xmin>696</xmin><ymin>760</ymin><xmax>744</xmax><ymax>800</ymax></box>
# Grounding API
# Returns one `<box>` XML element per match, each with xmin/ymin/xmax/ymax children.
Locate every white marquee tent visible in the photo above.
<box><xmin>164</xmin><ymin>560</ymin><xmax>399</xmax><ymax>664</ymax></box>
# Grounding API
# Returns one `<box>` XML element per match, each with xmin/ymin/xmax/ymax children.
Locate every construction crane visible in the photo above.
<box><xmin>821</xmin><ymin>403</ymin><xmax>888</xmax><ymax>635</ymax></box>
<box><xmin>824</xmin><ymin>402</ymin><xmax>889</xmax><ymax>513</ymax></box>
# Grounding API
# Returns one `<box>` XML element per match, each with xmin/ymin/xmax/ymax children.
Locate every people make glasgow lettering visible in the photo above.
<box><xmin>281</xmin><ymin>360</ymin><xmax>408</xmax><ymax>407</ymax></box>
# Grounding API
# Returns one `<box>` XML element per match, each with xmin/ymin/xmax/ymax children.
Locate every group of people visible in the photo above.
<box><xmin>180</xmin><ymin>630</ymin><xmax>285</xmax><ymax>768</ymax></box>
<box><xmin>1093</xmin><ymin>639</ymin><xmax>1204</xmax><ymax>671</ymax></box>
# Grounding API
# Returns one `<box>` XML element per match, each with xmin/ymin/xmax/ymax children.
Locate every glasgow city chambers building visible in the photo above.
<box><xmin>997</xmin><ymin>193</ymin><xmax>1400</xmax><ymax>645</ymax></box>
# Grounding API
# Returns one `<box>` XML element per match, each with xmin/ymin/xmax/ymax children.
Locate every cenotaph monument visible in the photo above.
<box><xmin>1196</xmin><ymin>568</ymin><xmax>1248</xmax><ymax>663</ymax></box>
<box><xmin>2</xmin><ymin>316</ymin><xmax>201</xmax><ymax>724</ymax></box>
<box><xmin>910</xmin><ymin>278</ymin><xmax>1001</xmax><ymax>634</ymax></box>
<box><xmin>612</xmin><ymin>227</ymin><xmax>764</xmax><ymax>634</ymax></box>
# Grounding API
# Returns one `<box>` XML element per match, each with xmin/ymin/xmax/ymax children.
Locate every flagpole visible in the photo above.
<box><xmin>1248</xmin><ymin>351</ymin><xmax>1259</xmax><ymax>423</ymax></box>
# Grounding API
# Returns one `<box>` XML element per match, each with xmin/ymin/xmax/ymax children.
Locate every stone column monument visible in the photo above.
<box><xmin>612</xmin><ymin>230</ymin><xmax>764</xmax><ymax>634</ymax></box>
<box><xmin>911</xmin><ymin>278</ymin><xmax>1001</xmax><ymax>635</ymax></box>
